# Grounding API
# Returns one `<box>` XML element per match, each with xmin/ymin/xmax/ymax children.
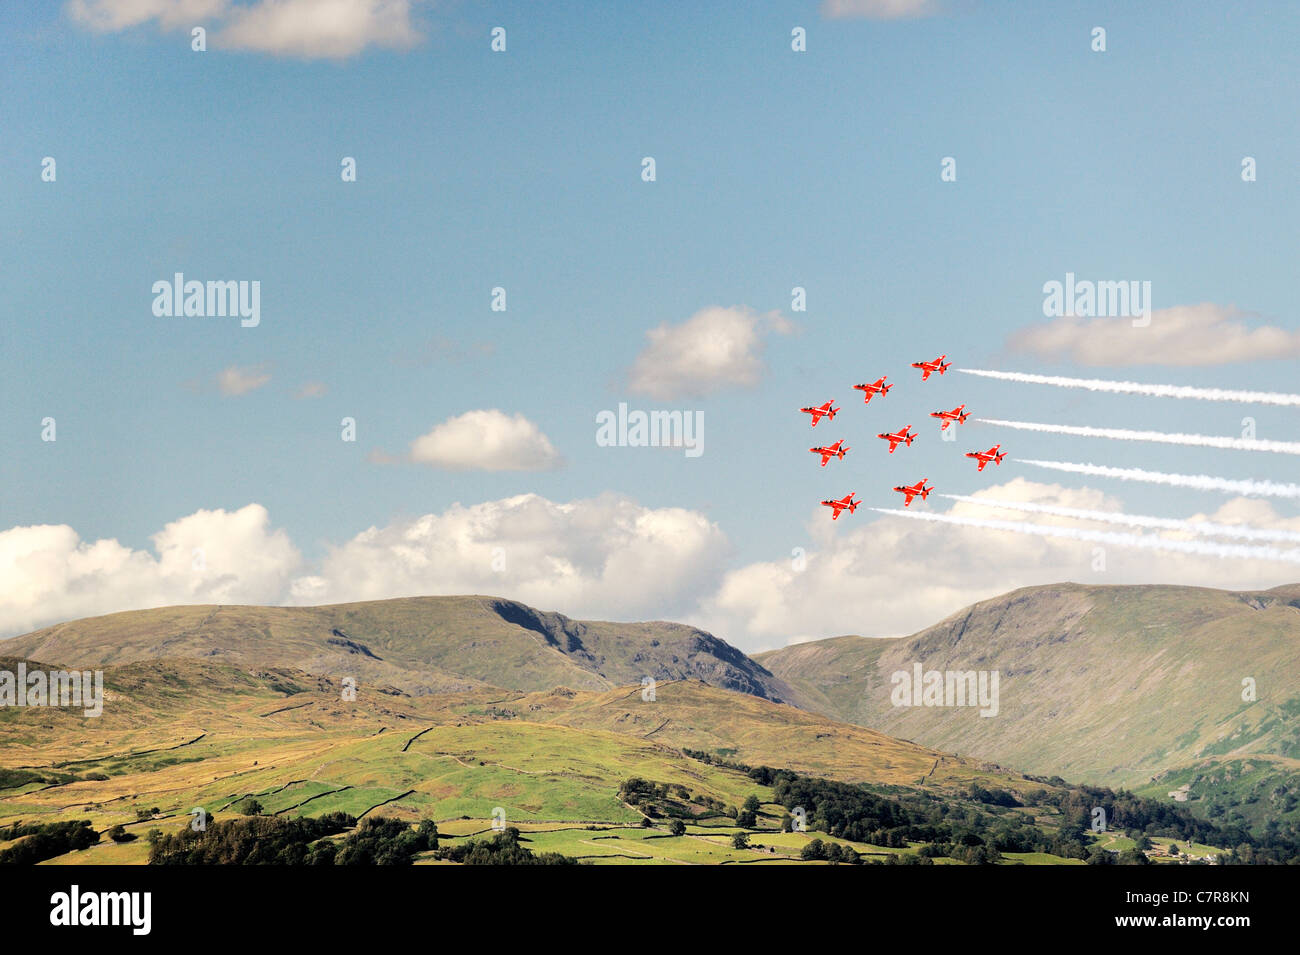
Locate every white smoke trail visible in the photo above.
<box><xmin>976</xmin><ymin>418</ymin><xmax>1300</xmax><ymax>455</ymax></box>
<box><xmin>958</xmin><ymin>368</ymin><xmax>1300</xmax><ymax>407</ymax></box>
<box><xmin>938</xmin><ymin>494</ymin><xmax>1300</xmax><ymax>544</ymax></box>
<box><xmin>869</xmin><ymin>507</ymin><xmax>1300</xmax><ymax>564</ymax></box>
<box><xmin>1016</xmin><ymin>459</ymin><xmax>1300</xmax><ymax>500</ymax></box>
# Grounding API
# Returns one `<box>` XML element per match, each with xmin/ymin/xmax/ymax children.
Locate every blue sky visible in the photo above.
<box><xmin>4</xmin><ymin>0</ymin><xmax>1299</xmax><ymax>649</ymax></box>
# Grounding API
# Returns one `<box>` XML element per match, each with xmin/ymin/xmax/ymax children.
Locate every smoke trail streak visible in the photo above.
<box><xmin>1016</xmin><ymin>459</ymin><xmax>1300</xmax><ymax>499</ymax></box>
<box><xmin>976</xmin><ymin>418</ymin><xmax>1300</xmax><ymax>455</ymax></box>
<box><xmin>869</xmin><ymin>507</ymin><xmax>1300</xmax><ymax>564</ymax></box>
<box><xmin>938</xmin><ymin>494</ymin><xmax>1300</xmax><ymax>544</ymax></box>
<box><xmin>958</xmin><ymin>368</ymin><xmax>1300</xmax><ymax>407</ymax></box>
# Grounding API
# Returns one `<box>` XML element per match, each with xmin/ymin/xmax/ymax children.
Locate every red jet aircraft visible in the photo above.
<box><xmin>893</xmin><ymin>479</ymin><xmax>933</xmax><ymax>507</ymax></box>
<box><xmin>876</xmin><ymin>425</ymin><xmax>915</xmax><ymax>453</ymax></box>
<box><xmin>821</xmin><ymin>493</ymin><xmax>859</xmax><ymax>520</ymax></box>
<box><xmin>911</xmin><ymin>355</ymin><xmax>952</xmax><ymax>380</ymax></box>
<box><xmin>929</xmin><ymin>404</ymin><xmax>970</xmax><ymax>430</ymax></box>
<box><xmin>853</xmin><ymin>376</ymin><xmax>892</xmax><ymax>404</ymax></box>
<box><xmin>800</xmin><ymin>401</ymin><xmax>839</xmax><ymax>427</ymax></box>
<box><xmin>810</xmin><ymin>439</ymin><xmax>849</xmax><ymax>466</ymax></box>
<box><xmin>965</xmin><ymin>445</ymin><xmax>1007</xmax><ymax>471</ymax></box>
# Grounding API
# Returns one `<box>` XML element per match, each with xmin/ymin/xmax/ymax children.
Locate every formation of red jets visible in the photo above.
<box><xmin>798</xmin><ymin>355</ymin><xmax>1006</xmax><ymax>519</ymax></box>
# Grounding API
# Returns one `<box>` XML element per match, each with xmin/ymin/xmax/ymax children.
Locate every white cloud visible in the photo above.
<box><xmin>4</xmin><ymin>485</ymin><xmax>1296</xmax><ymax>649</ymax></box>
<box><xmin>628</xmin><ymin>305</ymin><xmax>793</xmax><ymax>400</ymax></box>
<box><xmin>216</xmin><ymin>364</ymin><xmax>271</xmax><ymax>396</ymax></box>
<box><xmin>294</xmin><ymin>381</ymin><xmax>328</xmax><ymax>399</ymax></box>
<box><xmin>0</xmin><ymin>495</ymin><xmax>727</xmax><ymax>637</ymax></box>
<box><xmin>1008</xmin><ymin>303</ymin><xmax>1300</xmax><ymax>366</ymax></box>
<box><xmin>216</xmin><ymin>0</ymin><xmax>420</xmax><ymax>59</ymax></box>
<box><xmin>67</xmin><ymin>0</ymin><xmax>228</xmax><ymax>31</ymax></box>
<box><xmin>292</xmin><ymin>492</ymin><xmax>730</xmax><ymax>620</ymax></box>
<box><xmin>696</xmin><ymin>477</ymin><xmax>1300</xmax><ymax>648</ymax></box>
<box><xmin>405</xmin><ymin>409</ymin><xmax>562</xmax><ymax>471</ymax></box>
<box><xmin>821</xmin><ymin>0</ymin><xmax>942</xmax><ymax>20</ymax></box>
<box><xmin>0</xmin><ymin>505</ymin><xmax>300</xmax><ymax>637</ymax></box>
<box><xmin>66</xmin><ymin>0</ymin><xmax>422</xmax><ymax>59</ymax></box>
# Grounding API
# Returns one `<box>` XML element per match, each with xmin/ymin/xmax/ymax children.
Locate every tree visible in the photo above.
<box><xmin>669</xmin><ymin>819</ymin><xmax>686</xmax><ymax>837</ymax></box>
<box><xmin>737</xmin><ymin>810</ymin><xmax>757</xmax><ymax>828</ymax></box>
<box><xmin>743</xmin><ymin>795</ymin><xmax>761</xmax><ymax>813</ymax></box>
<box><xmin>731</xmin><ymin>832</ymin><xmax>750</xmax><ymax>850</ymax></box>
<box><xmin>108</xmin><ymin>824</ymin><xmax>135</xmax><ymax>843</ymax></box>
<box><xmin>237</xmin><ymin>797</ymin><xmax>263</xmax><ymax>816</ymax></box>
<box><xmin>780</xmin><ymin>813</ymin><xmax>794</xmax><ymax>833</ymax></box>
<box><xmin>416</xmin><ymin>819</ymin><xmax>438</xmax><ymax>851</ymax></box>
<box><xmin>800</xmin><ymin>838</ymin><xmax>826</xmax><ymax>861</ymax></box>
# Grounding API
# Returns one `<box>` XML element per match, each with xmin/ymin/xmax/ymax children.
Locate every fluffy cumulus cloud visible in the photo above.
<box><xmin>0</xmin><ymin>495</ymin><xmax>728</xmax><ymax>636</ymax></box>
<box><xmin>405</xmin><ymin>410</ymin><xmax>562</xmax><ymax>471</ymax></box>
<box><xmin>216</xmin><ymin>0</ymin><xmax>420</xmax><ymax>59</ymax></box>
<box><xmin>7</xmin><ymin>483</ymin><xmax>1298</xmax><ymax>648</ymax></box>
<box><xmin>628</xmin><ymin>306</ymin><xmax>793</xmax><ymax>400</ymax></box>
<box><xmin>290</xmin><ymin>493</ymin><xmax>731</xmax><ymax>620</ymax></box>
<box><xmin>1008</xmin><ymin>303</ymin><xmax>1300</xmax><ymax>366</ymax></box>
<box><xmin>0</xmin><ymin>504</ymin><xmax>300</xmax><ymax>637</ymax></box>
<box><xmin>821</xmin><ymin>0</ymin><xmax>942</xmax><ymax>20</ymax></box>
<box><xmin>66</xmin><ymin>0</ymin><xmax>422</xmax><ymax>59</ymax></box>
<box><xmin>696</xmin><ymin>478</ymin><xmax>1300</xmax><ymax>649</ymax></box>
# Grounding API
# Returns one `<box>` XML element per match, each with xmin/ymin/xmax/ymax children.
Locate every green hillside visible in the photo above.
<box><xmin>0</xmin><ymin>650</ymin><xmax>1110</xmax><ymax>865</ymax></box>
<box><xmin>756</xmin><ymin>582</ymin><xmax>1300</xmax><ymax>827</ymax></box>
<box><xmin>5</xmin><ymin>652</ymin><xmax>1256</xmax><ymax>866</ymax></box>
<box><xmin>8</xmin><ymin>584</ymin><xmax>1300</xmax><ymax>860</ymax></box>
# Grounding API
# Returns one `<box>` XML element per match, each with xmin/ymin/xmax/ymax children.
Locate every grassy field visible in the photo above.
<box><xmin>4</xmin><ymin>637</ymin><xmax>1243</xmax><ymax>865</ymax></box>
<box><xmin>0</xmin><ymin>653</ymin><xmax>1101</xmax><ymax>865</ymax></box>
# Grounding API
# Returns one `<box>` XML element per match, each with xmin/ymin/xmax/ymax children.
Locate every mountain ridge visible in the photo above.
<box><xmin>3</xmin><ymin>594</ymin><xmax>797</xmax><ymax>704</ymax></box>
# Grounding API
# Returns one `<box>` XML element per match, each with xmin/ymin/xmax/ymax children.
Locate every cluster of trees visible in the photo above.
<box><xmin>1220</xmin><ymin>842</ymin><xmax>1300</xmax><ymax>865</ymax></box>
<box><xmin>1087</xmin><ymin>846</ymin><xmax>1151</xmax><ymax>865</ymax></box>
<box><xmin>685</xmin><ymin>750</ymin><xmax>1300</xmax><ymax>865</ymax></box>
<box><xmin>771</xmin><ymin>776</ymin><xmax>1119</xmax><ymax>863</ymax></box>
<box><xmin>435</xmin><ymin>827</ymin><xmax>578</xmax><ymax>865</ymax></box>
<box><xmin>145</xmin><ymin>813</ymin><xmax>592</xmax><ymax>866</ymax></box>
<box><xmin>966</xmin><ymin>784</ymin><xmax>1022</xmax><ymax>807</ymax></box>
<box><xmin>1026</xmin><ymin>786</ymin><xmax>1230</xmax><ymax>845</ymax></box>
<box><xmin>0</xmin><ymin>819</ymin><xmax>98</xmax><ymax>865</ymax></box>
<box><xmin>620</xmin><ymin>776</ymin><xmax>730</xmax><ymax>821</ymax></box>
<box><xmin>0</xmin><ymin>768</ymin><xmax>107</xmax><ymax>789</ymax></box>
<box><xmin>772</xmin><ymin>774</ymin><xmax>917</xmax><ymax>845</ymax></box>
<box><xmin>1025</xmin><ymin>784</ymin><xmax>1300</xmax><ymax>863</ymax></box>
<box><xmin>800</xmin><ymin>838</ymin><xmax>861</xmax><ymax>864</ymax></box>
<box><xmin>149</xmin><ymin>812</ymin><xmax>353</xmax><ymax>864</ymax></box>
<box><xmin>147</xmin><ymin>813</ymin><xmax>439</xmax><ymax>865</ymax></box>
<box><xmin>315</xmin><ymin>817</ymin><xmax>439</xmax><ymax>865</ymax></box>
